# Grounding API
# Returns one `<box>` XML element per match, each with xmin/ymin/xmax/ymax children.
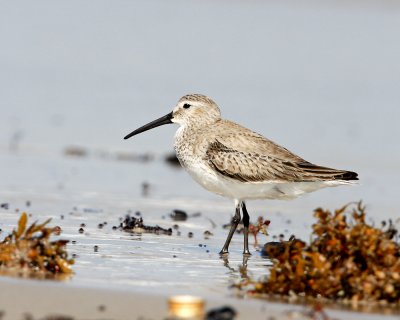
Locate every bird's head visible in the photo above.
<box><xmin>124</xmin><ymin>94</ymin><xmax>221</xmax><ymax>140</ymax></box>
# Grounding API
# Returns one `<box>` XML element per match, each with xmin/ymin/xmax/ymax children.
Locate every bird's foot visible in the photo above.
<box><xmin>243</xmin><ymin>249</ymin><xmax>252</xmax><ymax>256</ymax></box>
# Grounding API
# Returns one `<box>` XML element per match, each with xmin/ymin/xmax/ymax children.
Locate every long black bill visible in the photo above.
<box><xmin>124</xmin><ymin>112</ymin><xmax>173</xmax><ymax>140</ymax></box>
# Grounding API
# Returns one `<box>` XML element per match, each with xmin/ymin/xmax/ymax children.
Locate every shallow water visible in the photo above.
<box><xmin>0</xmin><ymin>161</ymin><xmax>283</xmax><ymax>298</ymax></box>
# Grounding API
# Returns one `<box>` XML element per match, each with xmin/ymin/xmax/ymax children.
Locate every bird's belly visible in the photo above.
<box><xmin>183</xmin><ymin>161</ymin><xmax>340</xmax><ymax>200</ymax></box>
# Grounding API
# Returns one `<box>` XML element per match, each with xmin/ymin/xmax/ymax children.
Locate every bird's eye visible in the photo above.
<box><xmin>183</xmin><ymin>103</ymin><xmax>191</xmax><ymax>109</ymax></box>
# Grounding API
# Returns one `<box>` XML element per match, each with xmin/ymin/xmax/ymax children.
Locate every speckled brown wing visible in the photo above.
<box><xmin>209</xmin><ymin>120</ymin><xmax>305</xmax><ymax>163</ymax></box>
<box><xmin>205</xmin><ymin>139</ymin><xmax>358</xmax><ymax>183</ymax></box>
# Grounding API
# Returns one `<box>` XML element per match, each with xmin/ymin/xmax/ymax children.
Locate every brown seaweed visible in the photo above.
<box><xmin>243</xmin><ymin>202</ymin><xmax>400</xmax><ymax>306</ymax></box>
<box><xmin>0</xmin><ymin>212</ymin><xmax>74</xmax><ymax>278</ymax></box>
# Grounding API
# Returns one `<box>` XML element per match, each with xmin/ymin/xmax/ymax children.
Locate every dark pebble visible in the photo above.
<box><xmin>173</xmin><ymin>255</ymin><xmax>177</xmax><ymax>258</ymax></box>
<box><xmin>0</xmin><ymin>203</ymin><xmax>9</xmax><ymax>210</ymax></box>
<box><xmin>165</xmin><ymin>153</ymin><xmax>180</xmax><ymax>167</ymax></box>
<box><xmin>98</xmin><ymin>305</ymin><xmax>106</xmax><ymax>312</ymax></box>
<box><xmin>72</xmin><ymin>253</ymin><xmax>78</xmax><ymax>258</ymax></box>
<box><xmin>177</xmin><ymin>231</ymin><xmax>181</xmax><ymax>236</ymax></box>
<box><xmin>173</xmin><ymin>224</ymin><xmax>179</xmax><ymax>230</ymax></box>
<box><xmin>199</xmin><ymin>244</ymin><xmax>203</xmax><ymax>247</ymax></box>
<box><xmin>170</xmin><ymin>209</ymin><xmax>188</xmax><ymax>221</ymax></box>
<box><xmin>72</xmin><ymin>241</ymin><xmax>77</xmax><ymax>244</ymax></box>
<box><xmin>206</xmin><ymin>306</ymin><xmax>236</xmax><ymax>320</ymax></box>
<box><xmin>135</xmin><ymin>211</ymin><xmax>141</xmax><ymax>216</ymax></box>
<box><xmin>206</xmin><ymin>250</ymin><xmax>210</xmax><ymax>253</ymax></box>
<box><xmin>53</xmin><ymin>226</ymin><xmax>62</xmax><ymax>235</ymax></box>
<box><xmin>103</xmin><ymin>221</ymin><xmax>107</xmax><ymax>225</ymax></box>
<box><xmin>98</xmin><ymin>223</ymin><xmax>104</xmax><ymax>229</ymax></box>
<box><xmin>188</xmin><ymin>232</ymin><xmax>193</xmax><ymax>238</ymax></box>
<box><xmin>94</xmin><ymin>245</ymin><xmax>99</xmax><ymax>252</ymax></box>
<box><xmin>78</xmin><ymin>228</ymin><xmax>84</xmax><ymax>234</ymax></box>
<box><xmin>60</xmin><ymin>215</ymin><xmax>64</xmax><ymax>220</ymax></box>
<box><xmin>112</xmin><ymin>226</ymin><xmax>117</xmax><ymax>230</ymax></box>
<box><xmin>204</xmin><ymin>230</ymin><xmax>213</xmax><ymax>238</ymax></box>
<box><xmin>80</xmin><ymin>223</ymin><xmax>86</xmax><ymax>228</ymax></box>
<box><xmin>15</xmin><ymin>209</ymin><xmax>19</xmax><ymax>213</ymax></box>
<box><xmin>261</xmin><ymin>241</ymin><xmax>286</xmax><ymax>258</ymax></box>
<box><xmin>191</xmin><ymin>212</ymin><xmax>202</xmax><ymax>218</ymax></box>
<box><xmin>26</xmin><ymin>201</ymin><xmax>31</xmax><ymax>207</ymax></box>
<box><xmin>142</xmin><ymin>182</ymin><xmax>150</xmax><ymax>197</ymax></box>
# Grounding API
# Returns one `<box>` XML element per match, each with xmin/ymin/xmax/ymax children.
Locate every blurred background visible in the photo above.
<box><xmin>1</xmin><ymin>0</ymin><xmax>399</xmax><ymax>218</ymax></box>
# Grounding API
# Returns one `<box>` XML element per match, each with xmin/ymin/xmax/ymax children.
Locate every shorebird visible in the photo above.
<box><xmin>124</xmin><ymin>94</ymin><xmax>358</xmax><ymax>255</ymax></box>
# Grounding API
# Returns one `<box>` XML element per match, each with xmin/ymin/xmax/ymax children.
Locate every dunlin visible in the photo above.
<box><xmin>124</xmin><ymin>94</ymin><xmax>358</xmax><ymax>255</ymax></box>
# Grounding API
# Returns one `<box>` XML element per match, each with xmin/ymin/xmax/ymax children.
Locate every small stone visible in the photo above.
<box><xmin>94</xmin><ymin>245</ymin><xmax>99</xmax><ymax>252</ymax></box>
<box><xmin>188</xmin><ymin>232</ymin><xmax>193</xmax><ymax>238</ymax></box>
<box><xmin>203</xmin><ymin>230</ymin><xmax>213</xmax><ymax>239</ymax></box>
<box><xmin>78</xmin><ymin>228</ymin><xmax>84</xmax><ymax>234</ymax></box>
<box><xmin>170</xmin><ymin>209</ymin><xmax>188</xmax><ymax>221</ymax></box>
<box><xmin>0</xmin><ymin>203</ymin><xmax>9</xmax><ymax>210</ymax></box>
<box><xmin>53</xmin><ymin>226</ymin><xmax>62</xmax><ymax>235</ymax></box>
<box><xmin>206</xmin><ymin>306</ymin><xmax>236</xmax><ymax>320</ymax></box>
<box><xmin>261</xmin><ymin>242</ymin><xmax>286</xmax><ymax>258</ymax></box>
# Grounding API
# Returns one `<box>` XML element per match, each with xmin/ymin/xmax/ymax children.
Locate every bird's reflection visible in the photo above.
<box><xmin>220</xmin><ymin>254</ymin><xmax>250</xmax><ymax>280</ymax></box>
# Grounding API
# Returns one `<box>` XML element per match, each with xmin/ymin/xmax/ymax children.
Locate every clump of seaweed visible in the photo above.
<box><xmin>247</xmin><ymin>202</ymin><xmax>400</xmax><ymax>305</ymax></box>
<box><xmin>120</xmin><ymin>215</ymin><xmax>172</xmax><ymax>235</ymax></box>
<box><xmin>0</xmin><ymin>213</ymin><xmax>74</xmax><ymax>278</ymax></box>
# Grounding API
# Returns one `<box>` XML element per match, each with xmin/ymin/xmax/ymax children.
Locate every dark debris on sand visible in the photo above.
<box><xmin>239</xmin><ymin>202</ymin><xmax>400</xmax><ymax>306</ymax></box>
<box><xmin>120</xmin><ymin>215</ymin><xmax>172</xmax><ymax>235</ymax></box>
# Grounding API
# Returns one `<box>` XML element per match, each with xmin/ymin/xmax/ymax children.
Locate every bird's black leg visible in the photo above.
<box><xmin>219</xmin><ymin>201</ymin><xmax>241</xmax><ymax>255</ymax></box>
<box><xmin>242</xmin><ymin>202</ymin><xmax>251</xmax><ymax>255</ymax></box>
